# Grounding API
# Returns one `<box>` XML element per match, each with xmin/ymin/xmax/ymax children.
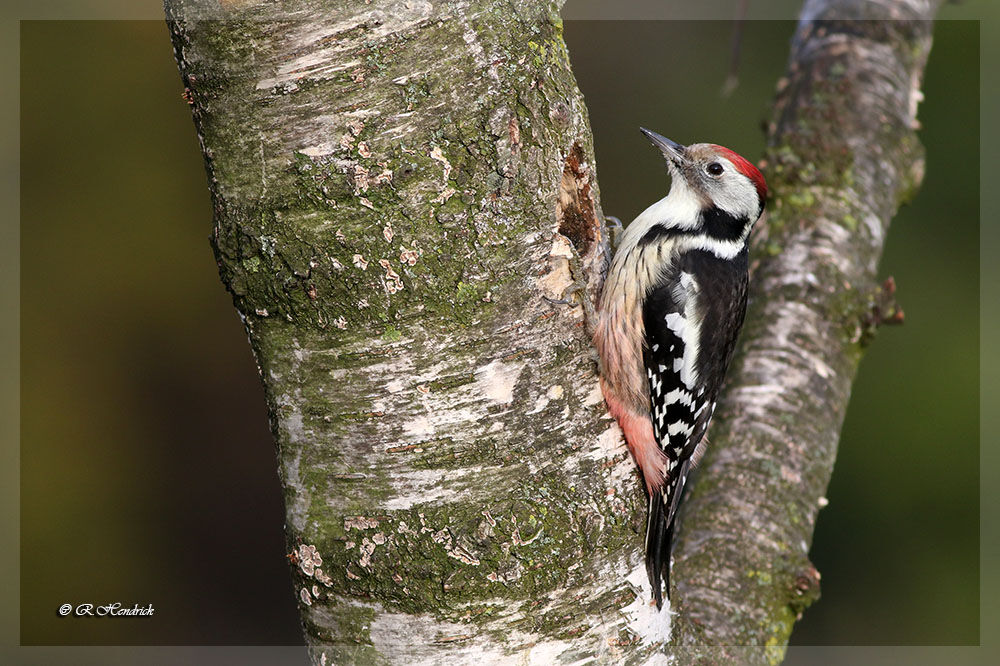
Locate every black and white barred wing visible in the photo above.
<box><xmin>643</xmin><ymin>272</ymin><xmax>716</xmax><ymax>474</ymax></box>
<box><xmin>641</xmin><ymin>269</ymin><xmax>716</xmax><ymax>604</ymax></box>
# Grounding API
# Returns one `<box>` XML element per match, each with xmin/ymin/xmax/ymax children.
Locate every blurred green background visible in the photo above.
<box><xmin>19</xmin><ymin>15</ymin><xmax>978</xmax><ymax>649</ymax></box>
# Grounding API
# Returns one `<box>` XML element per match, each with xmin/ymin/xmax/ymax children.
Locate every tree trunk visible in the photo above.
<box><xmin>165</xmin><ymin>0</ymin><xmax>938</xmax><ymax>663</ymax></box>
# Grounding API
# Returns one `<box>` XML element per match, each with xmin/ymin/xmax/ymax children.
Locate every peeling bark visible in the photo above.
<box><xmin>166</xmin><ymin>0</ymin><xmax>940</xmax><ymax>663</ymax></box>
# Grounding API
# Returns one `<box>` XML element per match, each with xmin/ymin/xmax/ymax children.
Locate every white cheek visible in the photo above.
<box><xmin>711</xmin><ymin>172</ymin><xmax>759</xmax><ymax>220</ymax></box>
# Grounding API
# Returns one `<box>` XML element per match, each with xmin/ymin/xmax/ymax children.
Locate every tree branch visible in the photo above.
<box><xmin>669</xmin><ymin>0</ymin><xmax>940</xmax><ymax>659</ymax></box>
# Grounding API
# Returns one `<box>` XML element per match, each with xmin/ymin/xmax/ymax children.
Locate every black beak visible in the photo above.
<box><xmin>640</xmin><ymin>127</ymin><xmax>686</xmax><ymax>164</ymax></box>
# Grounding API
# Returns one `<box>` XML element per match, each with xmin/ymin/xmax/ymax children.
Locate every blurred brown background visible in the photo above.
<box><xmin>19</xmin><ymin>14</ymin><xmax>979</xmax><ymax>650</ymax></box>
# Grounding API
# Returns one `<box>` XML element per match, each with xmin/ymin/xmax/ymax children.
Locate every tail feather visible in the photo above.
<box><xmin>644</xmin><ymin>491</ymin><xmax>672</xmax><ymax>609</ymax></box>
<box><xmin>644</xmin><ymin>460</ymin><xmax>691</xmax><ymax>609</ymax></box>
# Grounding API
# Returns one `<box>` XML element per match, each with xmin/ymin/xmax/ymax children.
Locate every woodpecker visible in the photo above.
<box><xmin>594</xmin><ymin>128</ymin><xmax>766</xmax><ymax>608</ymax></box>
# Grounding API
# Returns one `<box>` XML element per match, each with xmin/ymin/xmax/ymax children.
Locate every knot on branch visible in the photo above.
<box><xmin>856</xmin><ymin>276</ymin><xmax>905</xmax><ymax>346</ymax></box>
<box><xmin>789</xmin><ymin>563</ymin><xmax>822</xmax><ymax>618</ymax></box>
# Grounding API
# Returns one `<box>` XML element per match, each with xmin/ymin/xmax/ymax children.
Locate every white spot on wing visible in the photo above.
<box><xmin>664</xmin><ymin>388</ymin><xmax>693</xmax><ymax>406</ymax></box>
<box><xmin>667</xmin><ymin>422</ymin><xmax>693</xmax><ymax>437</ymax></box>
<box><xmin>665</xmin><ymin>312</ymin><xmax>701</xmax><ymax>388</ymax></box>
<box><xmin>671</xmin><ymin>271</ymin><xmax>699</xmax><ymax>308</ymax></box>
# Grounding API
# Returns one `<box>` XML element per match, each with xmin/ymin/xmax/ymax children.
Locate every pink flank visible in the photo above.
<box><xmin>601</xmin><ymin>378</ymin><xmax>667</xmax><ymax>494</ymax></box>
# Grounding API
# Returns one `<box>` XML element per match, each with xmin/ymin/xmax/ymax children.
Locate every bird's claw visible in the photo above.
<box><xmin>606</xmin><ymin>216</ymin><xmax>624</xmax><ymax>250</ymax></box>
<box><xmin>543</xmin><ymin>282</ymin><xmax>584</xmax><ymax>307</ymax></box>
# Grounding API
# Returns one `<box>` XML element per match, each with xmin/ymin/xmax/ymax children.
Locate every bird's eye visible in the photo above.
<box><xmin>707</xmin><ymin>162</ymin><xmax>724</xmax><ymax>176</ymax></box>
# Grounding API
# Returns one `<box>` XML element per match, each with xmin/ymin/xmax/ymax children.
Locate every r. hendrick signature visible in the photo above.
<box><xmin>58</xmin><ymin>603</ymin><xmax>154</xmax><ymax>617</ymax></box>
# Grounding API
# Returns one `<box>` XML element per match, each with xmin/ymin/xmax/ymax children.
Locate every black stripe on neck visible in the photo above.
<box><xmin>637</xmin><ymin>224</ymin><xmax>684</xmax><ymax>247</ymax></box>
<box><xmin>636</xmin><ymin>205</ymin><xmax>750</xmax><ymax>247</ymax></box>
<box><xmin>699</xmin><ymin>205</ymin><xmax>747</xmax><ymax>242</ymax></box>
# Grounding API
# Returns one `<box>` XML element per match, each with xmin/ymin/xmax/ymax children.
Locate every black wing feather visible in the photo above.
<box><xmin>643</xmin><ymin>252</ymin><xmax>746</xmax><ymax>606</ymax></box>
<box><xmin>642</xmin><ymin>272</ymin><xmax>708</xmax><ymax>607</ymax></box>
<box><xmin>641</xmin><ymin>249</ymin><xmax>748</xmax><ymax>607</ymax></box>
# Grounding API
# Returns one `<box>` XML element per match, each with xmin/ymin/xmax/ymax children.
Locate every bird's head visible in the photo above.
<box><xmin>641</xmin><ymin>127</ymin><xmax>767</xmax><ymax>225</ymax></box>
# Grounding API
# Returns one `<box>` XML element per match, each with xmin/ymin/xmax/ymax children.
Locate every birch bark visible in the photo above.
<box><xmin>165</xmin><ymin>0</ymin><xmax>940</xmax><ymax>663</ymax></box>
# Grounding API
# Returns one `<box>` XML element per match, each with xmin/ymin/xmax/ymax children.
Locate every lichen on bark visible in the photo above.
<box><xmin>166</xmin><ymin>1</ymin><xmax>668</xmax><ymax>663</ymax></box>
<box><xmin>167</xmin><ymin>0</ymin><xmax>943</xmax><ymax>662</ymax></box>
